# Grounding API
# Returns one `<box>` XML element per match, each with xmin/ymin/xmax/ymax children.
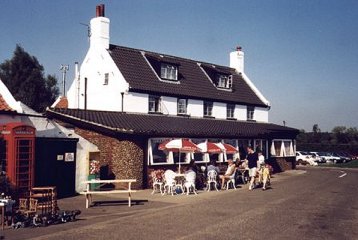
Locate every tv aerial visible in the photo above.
<box><xmin>80</xmin><ymin>22</ymin><xmax>91</xmax><ymax>38</ymax></box>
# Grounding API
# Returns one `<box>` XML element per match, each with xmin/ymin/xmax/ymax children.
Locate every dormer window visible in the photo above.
<box><xmin>216</xmin><ymin>74</ymin><xmax>233</xmax><ymax>89</ymax></box>
<box><xmin>160</xmin><ymin>63</ymin><xmax>178</xmax><ymax>80</ymax></box>
<box><xmin>149</xmin><ymin>95</ymin><xmax>162</xmax><ymax>113</ymax></box>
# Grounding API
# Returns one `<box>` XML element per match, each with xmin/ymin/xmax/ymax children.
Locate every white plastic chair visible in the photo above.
<box><xmin>162</xmin><ymin>170</ymin><xmax>178</xmax><ymax>195</ymax></box>
<box><xmin>183</xmin><ymin>171</ymin><xmax>198</xmax><ymax>195</ymax></box>
<box><xmin>206</xmin><ymin>170</ymin><xmax>219</xmax><ymax>191</ymax></box>
<box><xmin>151</xmin><ymin>171</ymin><xmax>164</xmax><ymax>195</ymax></box>
<box><xmin>226</xmin><ymin>170</ymin><xmax>237</xmax><ymax>190</ymax></box>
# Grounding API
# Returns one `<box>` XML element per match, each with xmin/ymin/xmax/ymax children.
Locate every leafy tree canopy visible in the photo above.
<box><xmin>0</xmin><ymin>45</ymin><xmax>59</xmax><ymax>113</ymax></box>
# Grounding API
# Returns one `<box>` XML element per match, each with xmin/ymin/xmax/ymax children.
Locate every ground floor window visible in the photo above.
<box><xmin>270</xmin><ymin>139</ymin><xmax>295</xmax><ymax>157</ymax></box>
<box><xmin>148</xmin><ymin>138</ymin><xmax>239</xmax><ymax>165</ymax></box>
<box><xmin>148</xmin><ymin>138</ymin><xmax>293</xmax><ymax>166</ymax></box>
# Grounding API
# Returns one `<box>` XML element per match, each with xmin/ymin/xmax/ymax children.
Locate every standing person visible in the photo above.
<box><xmin>246</xmin><ymin>146</ymin><xmax>259</xmax><ymax>190</ymax></box>
<box><xmin>257</xmin><ymin>150</ymin><xmax>265</xmax><ymax>187</ymax></box>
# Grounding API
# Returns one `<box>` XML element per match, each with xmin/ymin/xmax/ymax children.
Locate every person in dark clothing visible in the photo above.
<box><xmin>246</xmin><ymin>146</ymin><xmax>259</xmax><ymax>190</ymax></box>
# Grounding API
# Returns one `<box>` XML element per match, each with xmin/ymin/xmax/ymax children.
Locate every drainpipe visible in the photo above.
<box><xmin>121</xmin><ymin>92</ymin><xmax>124</xmax><ymax>112</ymax></box>
<box><xmin>84</xmin><ymin>77</ymin><xmax>88</xmax><ymax>110</ymax></box>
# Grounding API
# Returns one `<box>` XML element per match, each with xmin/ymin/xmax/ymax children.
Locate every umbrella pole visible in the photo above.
<box><xmin>178</xmin><ymin>151</ymin><xmax>181</xmax><ymax>174</ymax></box>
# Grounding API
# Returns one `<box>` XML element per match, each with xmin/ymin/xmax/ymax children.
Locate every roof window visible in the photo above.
<box><xmin>160</xmin><ymin>63</ymin><xmax>178</xmax><ymax>81</ymax></box>
<box><xmin>216</xmin><ymin>74</ymin><xmax>233</xmax><ymax>89</ymax></box>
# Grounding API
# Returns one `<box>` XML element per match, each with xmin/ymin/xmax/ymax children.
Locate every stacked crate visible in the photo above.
<box><xmin>30</xmin><ymin>186</ymin><xmax>57</xmax><ymax>215</ymax></box>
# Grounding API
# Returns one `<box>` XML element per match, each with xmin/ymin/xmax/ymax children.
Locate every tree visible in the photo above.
<box><xmin>0</xmin><ymin>45</ymin><xmax>59</xmax><ymax>112</ymax></box>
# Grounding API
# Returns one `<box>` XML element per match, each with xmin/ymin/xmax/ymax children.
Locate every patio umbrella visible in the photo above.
<box><xmin>197</xmin><ymin>141</ymin><xmax>223</xmax><ymax>162</ymax></box>
<box><xmin>158</xmin><ymin>139</ymin><xmax>201</xmax><ymax>173</ymax></box>
<box><xmin>215</xmin><ymin>143</ymin><xmax>238</xmax><ymax>154</ymax></box>
<box><xmin>197</xmin><ymin>141</ymin><xmax>223</xmax><ymax>153</ymax></box>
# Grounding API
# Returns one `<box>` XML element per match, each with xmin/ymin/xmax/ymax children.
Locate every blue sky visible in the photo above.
<box><xmin>1</xmin><ymin>0</ymin><xmax>357</xmax><ymax>132</ymax></box>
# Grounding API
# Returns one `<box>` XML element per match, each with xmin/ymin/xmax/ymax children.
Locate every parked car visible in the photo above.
<box><xmin>310</xmin><ymin>152</ymin><xmax>326</xmax><ymax>163</ymax></box>
<box><xmin>296</xmin><ymin>151</ymin><xmax>317</xmax><ymax>166</ymax></box>
<box><xmin>318</xmin><ymin>152</ymin><xmax>342</xmax><ymax>164</ymax></box>
<box><xmin>332</xmin><ymin>152</ymin><xmax>350</xmax><ymax>163</ymax></box>
<box><xmin>335</xmin><ymin>152</ymin><xmax>353</xmax><ymax>162</ymax></box>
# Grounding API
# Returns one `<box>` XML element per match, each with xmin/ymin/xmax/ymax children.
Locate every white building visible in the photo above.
<box><xmin>48</xmin><ymin>4</ymin><xmax>298</xmax><ymax>189</ymax></box>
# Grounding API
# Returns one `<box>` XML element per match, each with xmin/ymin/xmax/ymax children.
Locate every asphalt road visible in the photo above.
<box><xmin>3</xmin><ymin>166</ymin><xmax>358</xmax><ymax>240</ymax></box>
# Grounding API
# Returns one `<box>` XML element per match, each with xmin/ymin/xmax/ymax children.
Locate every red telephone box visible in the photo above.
<box><xmin>0</xmin><ymin>123</ymin><xmax>35</xmax><ymax>194</ymax></box>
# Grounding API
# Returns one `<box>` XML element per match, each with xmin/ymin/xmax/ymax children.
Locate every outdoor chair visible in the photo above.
<box><xmin>183</xmin><ymin>170</ymin><xmax>198</xmax><ymax>195</ymax></box>
<box><xmin>17</xmin><ymin>198</ymin><xmax>28</xmax><ymax>214</ymax></box>
<box><xmin>225</xmin><ymin>170</ymin><xmax>237</xmax><ymax>190</ymax></box>
<box><xmin>151</xmin><ymin>170</ymin><xmax>164</xmax><ymax>195</ymax></box>
<box><xmin>162</xmin><ymin>170</ymin><xmax>178</xmax><ymax>196</ymax></box>
<box><xmin>237</xmin><ymin>168</ymin><xmax>248</xmax><ymax>184</ymax></box>
<box><xmin>206</xmin><ymin>170</ymin><xmax>219</xmax><ymax>191</ymax></box>
<box><xmin>24</xmin><ymin>198</ymin><xmax>38</xmax><ymax>217</ymax></box>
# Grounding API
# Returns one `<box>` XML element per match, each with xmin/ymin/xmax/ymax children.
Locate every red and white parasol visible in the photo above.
<box><xmin>215</xmin><ymin>143</ymin><xmax>238</xmax><ymax>154</ymax></box>
<box><xmin>197</xmin><ymin>141</ymin><xmax>223</xmax><ymax>153</ymax></box>
<box><xmin>158</xmin><ymin>139</ymin><xmax>201</xmax><ymax>173</ymax></box>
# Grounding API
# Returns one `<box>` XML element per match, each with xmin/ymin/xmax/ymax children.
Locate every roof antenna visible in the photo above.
<box><xmin>80</xmin><ymin>22</ymin><xmax>91</xmax><ymax>40</ymax></box>
<box><xmin>60</xmin><ymin>64</ymin><xmax>69</xmax><ymax>97</ymax></box>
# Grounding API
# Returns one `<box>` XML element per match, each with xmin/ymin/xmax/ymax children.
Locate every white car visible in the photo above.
<box><xmin>310</xmin><ymin>152</ymin><xmax>325</xmax><ymax>163</ymax></box>
<box><xmin>296</xmin><ymin>151</ymin><xmax>317</xmax><ymax>166</ymax></box>
<box><xmin>314</xmin><ymin>152</ymin><xmax>341</xmax><ymax>163</ymax></box>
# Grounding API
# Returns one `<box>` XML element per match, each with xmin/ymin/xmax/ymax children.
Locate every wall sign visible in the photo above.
<box><xmin>65</xmin><ymin>152</ymin><xmax>75</xmax><ymax>162</ymax></box>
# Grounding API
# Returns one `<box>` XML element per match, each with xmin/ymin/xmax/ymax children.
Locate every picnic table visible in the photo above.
<box><xmin>80</xmin><ymin>179</ymin><xmax>137</xmax><ymax>208</ymax></box>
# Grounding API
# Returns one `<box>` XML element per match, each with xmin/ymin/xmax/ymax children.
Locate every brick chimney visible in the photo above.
<box><xmin>230</xmin><ymin>46</ymin><xmax>244</xmax><ymax>73</ymax></box>
<box><xmin>90</xmin><ymin>4</ymin><xmax>110</xmax><ymax>50</ymax></box>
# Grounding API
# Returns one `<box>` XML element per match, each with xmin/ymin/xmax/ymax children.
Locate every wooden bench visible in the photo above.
<box><xmin>80</xmin><ymin>179</ymin><xmax>137</xmax><ymax>208</ymax></box>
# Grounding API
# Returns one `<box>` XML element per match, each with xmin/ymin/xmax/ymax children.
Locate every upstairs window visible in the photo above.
<box><xmin>227</xmin><ymin>104</ymin><xmax>235</xmax><ymax>119</ymax></box>
<box><xmin>177</xmin><ymin>98</ymin><xmax>187</xmax><ymax>115</ymax></box>
<box><xmin>160</xmin><ymin>63</ymin><xmax>178</xmax><ymax>80</ymax></box>
<box><xmin>149</xmin><ymin>96</ymin><xmax>161</xmax><ymax>113</ymax></box>
<box><xmin>104</xmin><ymin>73</ymin><xmax>109</xmax><ymax>85</ymax></box>
<box><xmin>204</xmin><ymin>101</ymin><xmax>213</xmax><ymax>117</ymax></box>
<box><xmin>247</xmin><ymin>106</ymin><xmax>255</xmax><ymax>120</ymax></box>
<box><xmin>216</xmin><ymin>74</ymin><xmax>233</xmax><ymax>89</ymax></box>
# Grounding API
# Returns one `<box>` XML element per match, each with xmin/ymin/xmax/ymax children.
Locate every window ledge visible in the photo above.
<box><xmin>177</xmin><ymin>113</ymin><xmax>190</xmax><ymax>117</ymax></box>
<box><xmin>148</xmin><ymin>112</ymin><xmax>163</xmax><ymax>115</ymax></box>
<box><xmin>204</xmin><ymin>116</ymin><xmax>215</xmax><ymax>119</ymax></box>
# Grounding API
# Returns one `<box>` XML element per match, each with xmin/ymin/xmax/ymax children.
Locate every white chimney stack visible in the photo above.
<box><xmin>90</xmin><ymin>4</ymin><xmax>110</xmax><ymax>50</ymax></box>
<box><xmin>230</xmin><ymin>46</ymin><xmax>244</xmax><ymax>73</ymax></box>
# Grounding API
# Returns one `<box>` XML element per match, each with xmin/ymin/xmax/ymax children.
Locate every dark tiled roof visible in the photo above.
<box><xmin>108</xmin><ymin>45</ymin><xmax>267</xmax><ymax>107</ymax></box>
<box><xmin>0</xmin><ymin>94</ymin><xmax>15</xmax><ymax>113</ymax></box>
<box><xmin>47</xmin><ymin>108</ymin><xmax>298</xmax><ymax>139</ymax></box>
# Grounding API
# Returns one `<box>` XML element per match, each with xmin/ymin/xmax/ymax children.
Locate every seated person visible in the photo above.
<box><xmin>207</xmin><ymin>159</ymin><xmax>220</xmax><ymax>175</ymax></box>
<box><xmin>239</xmin><ymin>159</ymin><xmax>248</xmax><ymax>169</ymax></box>
<box><xmin>219</xmin><ymin>159</ymin><xmax>236</xmax><ymax>189</ymax></box>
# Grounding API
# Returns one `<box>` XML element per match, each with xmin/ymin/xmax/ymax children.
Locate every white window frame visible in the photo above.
<box><xmin>160</xmin><ymin>63</ymin><xmax>178</xmax><ymax>80</ymax></box>
<box><xmin>217</xmin><ymin>74</ymin><xmax>233</xmax><ymax>89</ymax></box>
<box><xmin>227</xmin><ymin>104</ymin><xmax>235</xmax><ymax>118</ymax></box>
<box><xmin>149</xmin><ymin>96</ymin><xmax>162</xmax><ymax>113</ymax></box>
<box><xmin>204</xmin><ymin>101</ymin><xmax>213</xmax><ymax>117</ymax></box>
<box><xmin>270</xmin><ymin>139</ymin><xmax>295</xmax><ymax>157</ymax></box>
<box><xmin>177</xmin><ymin>98</ymin><xmax>187</xmax><ymax>115</ymax></box>
<box><xmin>247</xmin><ymin>106</ymin><xmax>255</xmax><ymax>120</ymax></box>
